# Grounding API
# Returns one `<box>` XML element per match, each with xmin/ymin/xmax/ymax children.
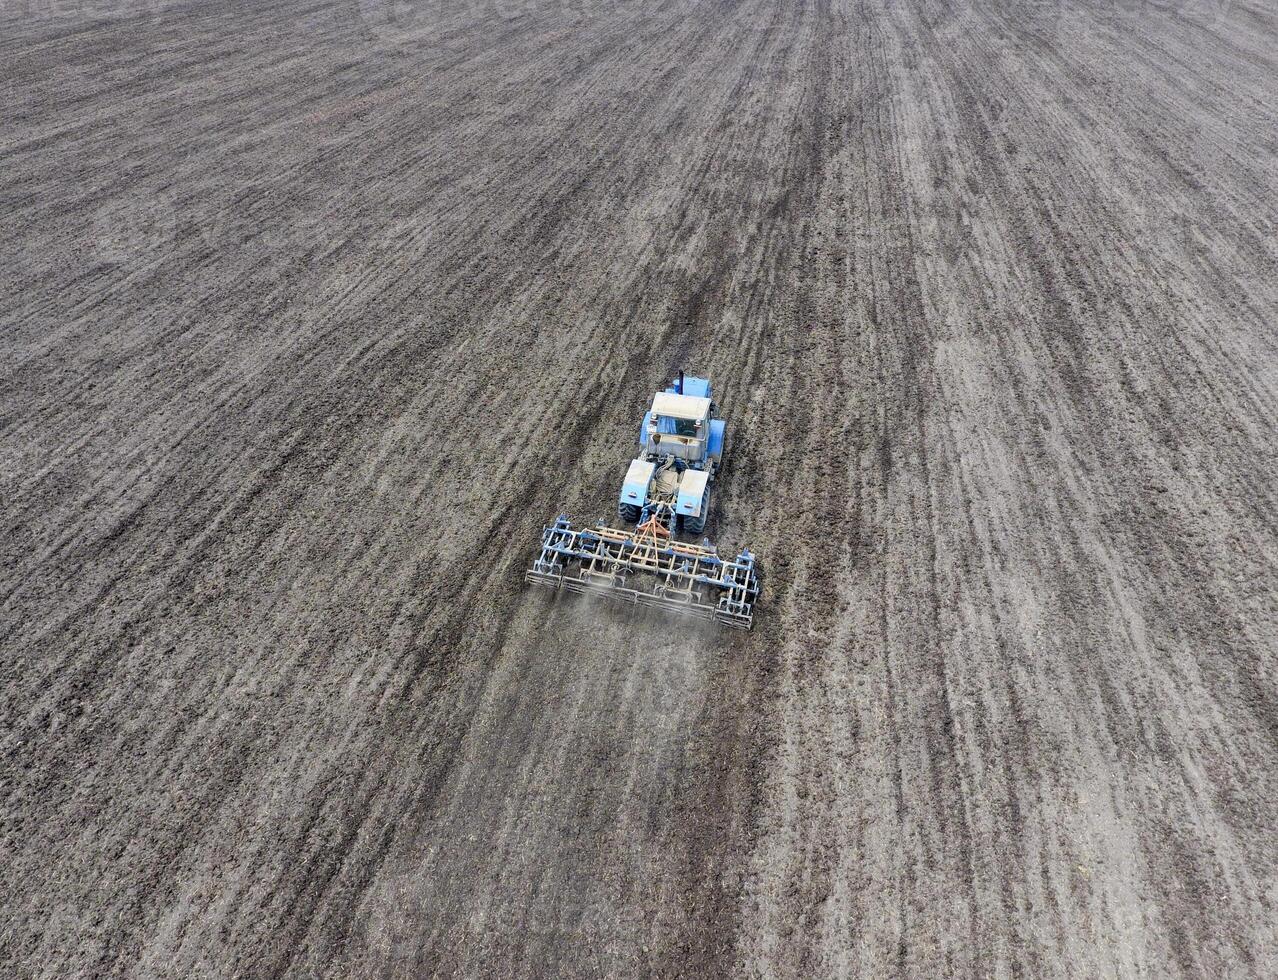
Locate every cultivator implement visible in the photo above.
<box><xmin>526</xmin><ymin>514</ymin><xmax>760</xmax><ymax>629</ymax></box>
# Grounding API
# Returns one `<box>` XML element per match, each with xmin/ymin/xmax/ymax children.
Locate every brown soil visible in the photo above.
<box><xmin>2</xmin><ymin>0</ymin><xmax>1276</xmax><ymax>975</ymax></box>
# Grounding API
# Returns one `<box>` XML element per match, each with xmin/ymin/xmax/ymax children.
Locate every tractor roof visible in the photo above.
<box><xmin>651</xmin><ymin>392</ymin><xmax>711</xmax><ymax>421</ymax></box>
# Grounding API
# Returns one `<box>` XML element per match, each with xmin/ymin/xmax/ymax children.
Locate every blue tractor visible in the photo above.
<box><xmin>617</xmin><ymin>372</ymin><xmax>724</xmax><ymax>536</ymax></box>
<box><xmin>526</xmin><ymin>372</ymin><xmax>760</xmax><ymax>629</ymax></box>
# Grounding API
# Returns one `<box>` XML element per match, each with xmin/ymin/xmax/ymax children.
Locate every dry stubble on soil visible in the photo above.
<box><xmin>2</xmin><ymin>0</ymin><xmax>1278</xmax><ymax>975</ymax></box>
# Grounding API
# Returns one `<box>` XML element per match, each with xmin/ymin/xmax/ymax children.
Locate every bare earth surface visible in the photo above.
<box><xmin>3</xmin><ymin>0</ymin><xmax>1277</xmax><ymax>975</ymax></box>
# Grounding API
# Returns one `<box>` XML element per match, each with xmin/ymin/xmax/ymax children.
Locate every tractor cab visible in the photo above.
<box><xmin>645</xmin><ymin>391</ymin><xmax>712</xmax><ymax>460</ymax></box>
<box><xmin>635</xmin><ymin>376</ymin><xmax>726</xmax><ymax>475</ymax></box>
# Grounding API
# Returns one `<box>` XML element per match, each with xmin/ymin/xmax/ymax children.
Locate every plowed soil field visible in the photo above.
<box><xmin>3</xmin><ymin>0</ymin><xmax>1277</xmax><ymax>975</ymax></box>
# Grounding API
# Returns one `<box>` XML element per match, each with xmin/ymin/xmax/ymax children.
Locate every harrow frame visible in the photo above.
<box><xmin>525</xmin><ymin>514</ymin><xmax>759</xmax><ymax>629</ymax></box>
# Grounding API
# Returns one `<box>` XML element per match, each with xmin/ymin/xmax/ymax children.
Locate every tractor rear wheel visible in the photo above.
<box><xmin>683</xmin><ymin>489</ymin><xmax>710</xmax><ymax>536</ymax></box>
<box><xmin>618</xmin><ymin>502</ymin><xmax>642</xmax><ymax>524</ymax></box>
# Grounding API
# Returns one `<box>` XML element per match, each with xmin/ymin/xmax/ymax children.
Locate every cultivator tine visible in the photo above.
<box><xmin>525</xmin><ymin>515</ymin><xmax>760</xmax><ymax>629</ymax></box>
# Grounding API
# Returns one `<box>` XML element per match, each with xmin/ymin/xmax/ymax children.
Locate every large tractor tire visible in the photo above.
<box><xmin>618</xmin><ymin>502</ymin><xmax>642</xmax><ymax>524</ymax></box>
<box><xmin>683</xmin><ymin>489</ymin><xmax>710</xmax><ymax>536</ymax></box>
